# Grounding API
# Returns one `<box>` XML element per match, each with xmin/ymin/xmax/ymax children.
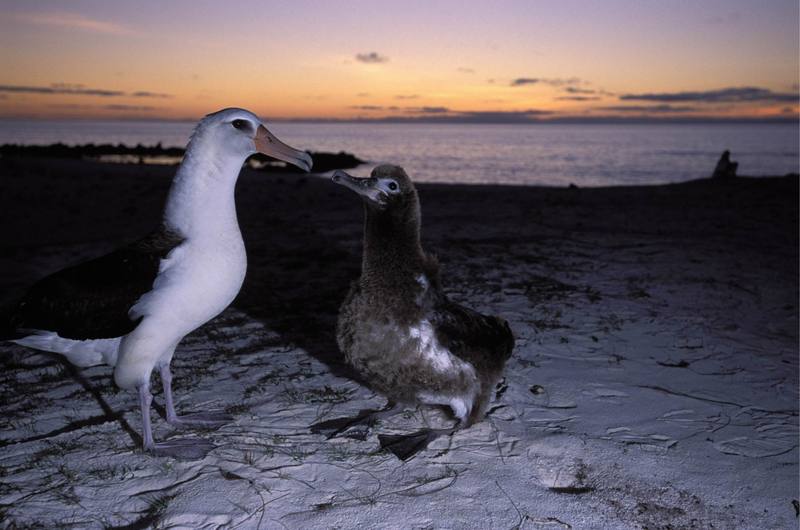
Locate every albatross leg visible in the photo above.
<box><xmin>160</xmin><ymin>364</ymin><xmax>233</xmax><ymax>429</ymax></box>
<box><xmin>138</xmin><ymin>382</ymin><xmax>215</xmax><ymax>459</ymax></box>
<box><xmin>139</xmin><ymin>383</ymin><xmax>156</xmax><ymax>452</ymax></box>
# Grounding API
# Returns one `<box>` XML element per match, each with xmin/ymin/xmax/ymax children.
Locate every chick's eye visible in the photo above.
<box><xmin>232</xmin><ymin>119</ymin><xmax>248</xmax><ymax>130</ymax></box>
<box><xmin>388</xmin><ymin>182</ymin><xmax>398</xmax><ymax>191</ymax></box>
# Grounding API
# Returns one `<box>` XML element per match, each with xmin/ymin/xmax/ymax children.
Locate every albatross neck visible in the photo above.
<box><xmin>362</xmin><ymin>202</ymin><xmax>425</xmax><ymax>282</ymax></box>
<box><xmin>162</xmin><ymin>142</ymin><xmax>247</xmax><ymax>239</ymax></box>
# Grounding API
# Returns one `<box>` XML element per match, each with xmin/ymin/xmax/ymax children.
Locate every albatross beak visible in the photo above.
<box><xmin>254</xmin><ymin>124</ymin><xmax>313</xmax><ymax>172</ymax></box>
<box><xmin>331</xmin><ymin>170</ymin><xmax>387</xmax><ymax>206</ymax></box>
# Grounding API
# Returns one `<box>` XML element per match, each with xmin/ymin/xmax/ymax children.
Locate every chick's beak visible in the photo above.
<box><xmin>331</xmin><ymin>170</ymin><xmax>387</xmax><ymax>206</ymax></box>
<box><xmin>254</xmin><ymin>124</ymin><xmax>313</xmax><ymax>172</ymax></box>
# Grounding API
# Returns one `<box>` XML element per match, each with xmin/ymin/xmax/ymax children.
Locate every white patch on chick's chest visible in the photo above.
<box><xmin>408</xmin><ymin>319</ymin><xmax>475</xmax><ymax>379</ymax></box>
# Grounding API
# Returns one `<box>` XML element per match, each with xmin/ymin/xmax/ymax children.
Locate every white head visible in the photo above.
<box><xmin>186</xmin><ymin>107</ymin><xmax>313</xmax><ymax>173</ymax></box>
<box><xmin>164</xmin><ymin>108</ymin><xmax>312</xmax><ymax>236</ymax></box>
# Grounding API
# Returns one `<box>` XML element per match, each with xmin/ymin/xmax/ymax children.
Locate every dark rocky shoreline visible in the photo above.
<box><xmin>0</xmin><ymin>143</ymin><xmax>365</xmax><ymax>173</ymax></box>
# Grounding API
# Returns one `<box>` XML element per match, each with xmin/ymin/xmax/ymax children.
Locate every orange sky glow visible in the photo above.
<box><xmin>0</xmin><ymin>0</ymin><xmax>797</xmax><ymax>122</ymax></box>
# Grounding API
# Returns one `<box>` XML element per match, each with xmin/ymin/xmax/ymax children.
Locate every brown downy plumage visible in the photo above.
<box><xmin>321</xmin><ymin>164</ymin><xmax>514</xmax><ymax>459</ymax></box>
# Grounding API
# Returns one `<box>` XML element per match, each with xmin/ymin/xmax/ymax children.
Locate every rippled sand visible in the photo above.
<box><xmin>1</xmin><ymin>157</ymin><xmax>797</xmax><ymax>528</ymax></box>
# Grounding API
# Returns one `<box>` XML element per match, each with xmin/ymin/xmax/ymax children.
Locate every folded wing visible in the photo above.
<box><xmin>427</xmin><ymin>295</ymin><xmax>514</xmax><ymax>372</ymax></box>
<box><xmin>5</xmin><ymin>226</ymin><xmax>183</xmax><ymax>340</ymax></box>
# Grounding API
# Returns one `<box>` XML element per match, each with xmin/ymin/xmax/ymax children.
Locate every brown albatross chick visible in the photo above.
<box><xmin>318</xmin><ymin>164</ymin><xmax>514</xmax><ymax>459</ymax></box>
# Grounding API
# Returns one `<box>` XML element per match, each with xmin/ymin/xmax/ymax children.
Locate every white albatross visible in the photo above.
<box><xmin>2</xmin><ymin>108</ymin><xmax>312</xmax><ymax>459</ymax></box>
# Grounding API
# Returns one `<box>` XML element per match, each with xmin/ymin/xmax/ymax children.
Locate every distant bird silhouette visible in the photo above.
<box><xmin>2</xmin><ymin>108</ymin><xmax>312</xmax><ymax>459</ymax></box>
<box><xmin>312</xmin><ymin>165</ymin><xmax>513</xmax><ymax>459</ymax></box>
<box><xmin>712</xmin><ymin>150</ymin><xmax>738</xmax><ymax>179</ymax></box>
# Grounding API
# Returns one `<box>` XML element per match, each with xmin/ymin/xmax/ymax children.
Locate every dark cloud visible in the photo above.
<box><xmin>387</xmin><ymin>109</ymin><xmax>552</xmax><ymax>123</ymax></box>
<box><xmin>51</xmin><ymin>83</ymin><xmax>85</xmax><ymax>90</ymax></box>
<box><xmin>458</xmin><ymin>110</ymin><xmax>552</xmax><ymax>121</ymax></box>
<box><xmin>47</xmin><ymin>103</ymin><xmax>91</xmax><ymax>109</ymax></box>
<box><xmin>343</xmin><ymin>106</ymin><xmax>552</xmax><ymax>123</ymax></box>
<box><xmin>44</xmin><ymin>103</ymin><xmax>157</xmax><ymax>112</ymax></box>
<box><xmin>395</xmin><ymin>94</ymin><xmax>419</xmax><ymax>100</ymax></box>
<box><xmin>350</xmin><ymin>105</ymin><xmax>444</xmax><ymax>113</ymax></box>
<box><xmin>103</xmin><ymin>104</ymin><xmax>156</xmax><ymax>111</ymax></box>
<box><xmin>0</xmin><ymin>83</ymin><xmax>171</xmax><ymax>98</ymax></box>
<box><xmin>0</xmin><ymin>84</ymin><xmax>124</xmax><ymax>96</ymax></box>
<box><xmin>130</xmin><ymin>91</ymin><xmax>172</xmax><ymax>98</ymax></box>
<box><xmin>620</xmin><ymin>87</ymin><xmax>798</xmax><ymax>103</ymax></box>
<box><xmin>564</xmin><ymin>86</ymin><xmax>616</xmax><ymax>97</ymax></box>
<box><xmin>556</xmin><ymin>96</ymin><xmax>601</xmax><ymax>101</ymax></box>
<box><xmin>563</xmin><ymin>86</ymin><xmax>595</xmax><ymax>95</ymax></box>
<box><xmin>355</xmin><ymin>52</ymin><xmax>388</xmax><ymax>64</ymax></box>
<box><xmin>405</xmin><ymin>106</ymin><xmax>450</xmax><ymax>114</ymax></box>
<box><xmin>598</xmin><ymin>105</ymin><xmax>697</xmax><ymax>113</ymax></box>
<box><xmin>511</xmin><ymin>77</ymin><xmax>581</xmax><ymax>87</ymax></box>
<box><xmin>325</xmin><ymin>106</ymin><xmax>794</xmax><ymax>124</ymax></box>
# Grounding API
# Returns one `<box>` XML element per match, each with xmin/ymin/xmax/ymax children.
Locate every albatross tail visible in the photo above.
<box><xmin>1</xmin><ymin>293</ymin><xmax>120</xmax><ymax>368</ymax></box>
<box><xmin>9</xmin><ymin>332</ymin><xmax>120</xmax><ymax>368</ymax></box>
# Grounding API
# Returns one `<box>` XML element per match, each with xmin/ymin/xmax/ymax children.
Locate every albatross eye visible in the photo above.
<box><xmin>232</xmin><ymin>119</ymin><xmax>248</xmax><ymax>130</ymax></box>
<box><xmin>388</xmin><ymin>182</ymin><xmax>398</xmax><ymax>191</ymax></box>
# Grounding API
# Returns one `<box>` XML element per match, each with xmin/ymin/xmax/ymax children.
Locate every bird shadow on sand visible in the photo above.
<box><xmin>231</xmin><ymin>175</ymin><xmax>364</xmax><ymax>382</ymax></box>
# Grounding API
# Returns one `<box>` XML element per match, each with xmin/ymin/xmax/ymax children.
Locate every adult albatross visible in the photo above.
<box><xmin>2</xmin><ymin>108</ymin><xmax>312</xmax><ymax>459</ymax></box>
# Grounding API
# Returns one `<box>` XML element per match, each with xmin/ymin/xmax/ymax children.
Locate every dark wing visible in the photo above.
<box><xmin>6</xmin><ymin>225</ymin><xmax>183</xmax><ymax>340</ymax></box>
<box><xmin>428</xmin><ymin>295</ymin><xmax>514</xmax><ymax>373</ymax></box>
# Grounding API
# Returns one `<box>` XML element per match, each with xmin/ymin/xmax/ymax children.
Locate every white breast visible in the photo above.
<box><xmin>130</xmin><ymin>234</ymin><xmax>247</xmax><ymax>336</ymax></box>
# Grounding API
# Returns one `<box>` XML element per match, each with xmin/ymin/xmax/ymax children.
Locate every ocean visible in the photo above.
<box><xmin>0</xmin><ymin>120</ymin><xmax>797</xmax><ymax>187</ymax></box>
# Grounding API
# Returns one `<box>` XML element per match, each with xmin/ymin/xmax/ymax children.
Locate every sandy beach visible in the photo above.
<box><xmin>0</xmin><ymin>157</ymin><xmax>797</xmax><ymax>528</ymax></box>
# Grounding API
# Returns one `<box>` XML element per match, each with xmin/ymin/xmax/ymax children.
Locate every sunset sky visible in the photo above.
<box><xmin>0</xmin><ymin>0</ymin><xmax>797</xmax><ymax>122</ymax></box>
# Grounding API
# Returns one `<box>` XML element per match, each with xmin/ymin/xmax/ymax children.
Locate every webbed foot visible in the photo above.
<box><xmin>311</xmin><ymin>403</ymin><xmax>400</xmax><ymax>439</ymax></box>
<box><xmin>310</xmin><ymin>414</ymin><xmax>376</xmax><ymax>439</ymax></box>
<box><xmin>378</xmin><ymin>427</ymin><xmax>457</xmax><ymax>461</ymax></box>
